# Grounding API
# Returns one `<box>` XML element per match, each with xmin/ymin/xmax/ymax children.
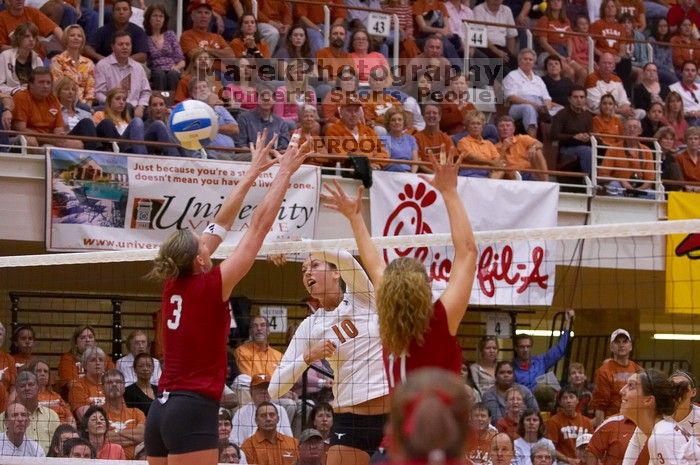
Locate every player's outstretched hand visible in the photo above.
<box><xmin>419</xmin><ymin>147</ymin><xmax>462</xmax><ymax>194</ymax></box>
<box><xmin>320</xmin><ymin>180</ymin><xmax>363</xmax><ymax>220</ymax></box>
<box><xmin>272</xmin><ymin>139</ymin><xmax>309</xmax><ymax>173</ymax></box>
<box><xmin>248</xmin><ymin>129</ymin><xmax>280</xmax><ymax>176</ymax></box>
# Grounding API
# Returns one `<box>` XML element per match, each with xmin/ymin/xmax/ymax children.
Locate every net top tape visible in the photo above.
<box><xmin>1</xmin><ymin>219</ymin><xmax>699</xmax><ymax>269</ymax></box>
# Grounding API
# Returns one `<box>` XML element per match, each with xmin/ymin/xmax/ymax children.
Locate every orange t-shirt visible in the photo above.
<box><xmin>179</xmin><ymin>29</ymin><xmax>229</xmax><ymax>58</ymax></box>
<box><xmin>590</xmin><ymin>359</ymin><xmax>642</xmax><ymax>417</ymax></box>
<box><xmin>440</xmin><ymin>102</ymin><xmax>475</xmax><ymax>134</ymax></box>
<box><xmin>105</xmin><ymin>403</ymin><xmax>146</xmax><ymax>460</ymax></box>
<box><xmin>324</xmin><ymin>121</ymin><xmax>389</xmax><ymax>162</ymax></box>
<box><xmin>676</xmin><ymin>150</ymin><xmax>700</xmax><ymax>182</ymax></box>
<box><xmin>671</xmin><ymin>36</ymin><xmax>700</xmax><ymax>70</ymax></box>
<box><xmin>57</xmin><ymin>351</ymin><xmax>115</xmax><ymax>390</ymax></box>
<box><xmin>618</xmin><ymin>0</ymin><xmax>645</xmax><ymax>28</ymax></box>
<box><xmin>0</xmin><ymin>352</ymin><xmax>16</xmax><ymax>390</ymax></box>
<box><xmin>545</xmin><ymin>412</ymin><xmax>593</xmax><ymax>459</ymax></box>
<box><xmin>535</xmin><ymin>17</ymin><xmax>572</xmax><ymax>47</ymax></box>
<box><xmin>496</xmin><ymin>134</ymin><xmax>540</xmax><ymax>170</ymax></box>
<box><xmin>234</xmin><ymin>342</ymin><xmax>283</xmax><ymax>379</ymax></box>
<box><xmin>599</xmin><ymin>142</ymin><xmax>655</xmax><ymax>181</ymax></box>
<box><xmin>68</xmin><ymin>377</ymin><xmax>105</xmax><ymax>412</ymax></box>
<box><xmin>316</xmin><ymin>47</ymin><xmax>354</xmax><ymax>80</ymax></box>
<box><xmin>590</xmin><ymin>19</ymin><xmax>627</xmax><ymax>55</ymax></box>
<box><xmin>295</xmin><ymin>0</ymin><xmax>345</xmax><ymax>25</ymax></box>
<box><xmin>38</xmin><ymin>389</ymin><xmax>75</xmax><ymax>425</ymax></box>
<box><xmin>457</xmin><ymin>135</ymin><xmax>500</xmax><ymax>164</ymax></box>
<box><xmin>413</xmin><ymin>0</ymin><xmax>450</xmax><ymax>23</ymax></box>
<box><xmin>12</xmin><ymin>89</ymin><xmax>64</xmax><ymax>134</ymax></box>
<box><xmin>592</xmin><ymin>114</ymin><xmax>623</xmax><ymax>147</ymax></box>
<box><xmin>0</xmin><ymin>7</ymin><xmax>57</xmax><ymax>57</ymax></box>
<box><xmin>241</xmin><ymin>430</ymin><xmax>299</xmax><ymax>465</ymax></box>
<box><xmin>466</xmin><ymin>429</ymin><xmax>496</xmax><ymax>465</ymax></box>
<box><xmin>586</xmin><ymin>415</ymin><xmax>637</xmax><ymax>465</ymax></box>
<box><xmin>496</xmin><ymin>415</ymin><xmax>519</xmax><ymax>441</ymax></box>
<box><xmin>230</xmin><ymin>38</ymin><xmax>271</xmax><ymax>58</ymax></box>
<box><xmin>415</xmin><ymin>129</ymin><xmax>455</xmax><ymax>161</ymax></box>
<box><xmin>362</xmin><ymin>92</ymin><xmax>402</xmax><ymax>126</ymax></box>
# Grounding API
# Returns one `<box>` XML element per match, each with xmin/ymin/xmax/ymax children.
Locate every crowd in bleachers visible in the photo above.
<box><xmin>3</xmin><ymin>0</ymin><xmax>700</xmax><ymax>193</ymax></box>
<box><xmin>0</xmin><ymin>314</ymin><xmax>696</xmax><ymax>463</ymax></box>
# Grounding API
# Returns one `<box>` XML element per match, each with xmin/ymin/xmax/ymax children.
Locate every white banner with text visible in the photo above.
<box><xmin>46</xmin><ymin>149</ymin><xmax>320</xmax><ymax>251</ymax></box>
<box><xmin>370</xmin><ymin>172</ymin><xmax>559</xmax><ymax>306</ymax></box>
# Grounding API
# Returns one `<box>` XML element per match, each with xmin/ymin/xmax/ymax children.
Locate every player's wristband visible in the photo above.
<box><xmin>204</xmin><ymin>223</ymin><xmax>228</xmax><ymax>240</ymax></box>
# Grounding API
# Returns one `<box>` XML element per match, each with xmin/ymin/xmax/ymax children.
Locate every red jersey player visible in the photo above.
<box><xmin>144</xmin><ymin>129</ymin><xmax>308</xmax><ymax>465</ymax></box>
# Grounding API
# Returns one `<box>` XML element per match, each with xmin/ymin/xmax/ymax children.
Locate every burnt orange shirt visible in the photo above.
<box><xmin>324</xmin><ymin>121</ymin><xmax>389</xmax><ymax>162</ymax></box>
<box><xmin>38</xmin><ymin>389</ymin><xmax>75</xmax><ymax>425</ymax></box>
<box><xmin>618</xmin><ymin>0</ymin><xmax>645</xmax><ymax>28</ymax></box>
<box><xmin>295</xmin><ymin>0</ymin><xmax>346</xmax><ymax>25</ymax></box>
<box><xmin>57</xmin><ymin>352</ymin><xmax>115</xmax><ymax>390</ymax></box>
<box><xmin>590</xmin><ymin>19</ymin><xmax>627</xmax><ymax>55</ymax></box>
<box><xmin>0</xmin><ymin>7</ymin><xmax>57</xmax><ymax>57</ymax></box>
<box><xmin>180</xmin><ymin>29</ymin><xmax>229</xmax><ymax>58</ymax></box>
<box><xmin>535</xmin><ymin>17</ymin><xmax>572</xmax><ymax>47</ymax></box>
<box><xmin>241</xmin><ymin>430</ymin><xmax>299</xmax><ymax>465</ymax></box>
<box><xmin>230</xmin><ymin>38</ymin><xmax>271</xmax><ymax>58</ymax></box>
<box><xmin>362</xmin><ymin>92</ymin><xmax>402</xmax><ymax>126</ymax></box>
<box><xmin>590</xmin><ymin>359</ymin><xmax>642</xmax><ymax>417</ymax></box>
<box><xmin>496</xmin><ymin>134</ymin><xmax>540</xmax><ymax>170</ymax></box>
<box><xmin>234</xmin><ymin>342</ymin><xmax>282</xmax><ymax>378</ymax></box>
<box><xmin>592</xmin><ymin>114</ymin><xmax>624</xmax><ymax>147</ymax></box>
<box><xmin>316</xmin><ymin>47</ymin><xmax>354</xmax><ymax>81</ymax></box>
<box><xmin>587</xmin><ymin>415</ymin><xmax>637</xmax><ymax>465</ymax></box>
<box><xmin>68</xmin><ymin>377</ymin><xmax>105</xmax><ymax>412</ymax></box>
<box><xmin>545</xmin><ymin>412</ymin><xmax>593</xmax><ymax>459</ymax></box>
<box><xmin>598</xmin><ymin>142</ymin><xmax>655</xmax><ymax>181</ymax></box>
<box><xmin>496</xmin><ymin>415</ymin><xmax>519</xmax><ymax>441</ymax></box>
<box><xmin>415</xmin><ymin>129</ymin><xmax>454</xmax><ymax>161</ymax></box>
<box><xmin>676</xmin><ymin>150</ymin><xmax>700</xmax><ymax>182</ymax></box>
<box><xmin>0</xmin><ymin>352</ymin><xmax>16</xmax><ymax>391</ymax></box>
<box><xmin>105</xmin><ymin>403</ymin><xmax>146</xmax><ymax>460</ymax></box>
<box><xmin>12</xmin><ymin>89</ymin><xmax>64</xmax><ymax>134</ymax></box>
<box><xmin>440</xmin><ymin>102</ymin><xmax>475</xmax><ymax>135</ymax></box>
<box><xmin>244</xmin><ymin>0</ymin><xmax>292</xmax><ymax>24</ymax></box>
<box><xmin>466</xmin><ymin>429</ymin><xmax>497</xmax><ymax>465</ymax></box>
<box><xmin>671</xmin><ymin>35</ymin><xmax>700</xmax><ymax>70</ymax></box>
<box><xmin>457</xmin><ymin>134</ymin><xmax>499</xmax><ymax>164</ymax></box>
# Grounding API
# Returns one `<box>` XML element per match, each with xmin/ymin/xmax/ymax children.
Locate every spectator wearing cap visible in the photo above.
<box><xmin>544</xmin><ymin>387</ymin><xmax>592</xmax><ymax>463</ymax></box>
<box><xmin>589</xmin><ymin>328</ymin><xmax>642</xmax><ymax>428</ymax></box>
<box><xmin>324</xmin><ymin>93</ymin><xmax>389</xmax><ymax>170</ymax></box>
<box><xmin>585</xmin><ymin>414</ymin><xmax>636</xmax><ymax>465</ymax></box>
<box><xmin>235</xmin><ymin>83</ymin><xmax>291</xmax><ymax>154</ymax></box>
<box><xmin>179</xmin><ymin>0</ymin><xmax>235</xmax><ymax>62</ymax></box>
<box><xmin>575</xmin><ymin>433</ymin><xmax>592</xmax><ymax>463</ymax></box>
<box><xmin>294</xmin><ymin>429</ymin><xmax>324</xmax><ymax>465</ymax></box>
<box><xmin>241</xmin><ymin>401</ymin><xmax>298</xmax><ymax>465</ymax></box>
<box><xmin>230</xmin><ymin>374</ymin><xmax>293</xmax><ymax>447</ymax></box>
<box><xmin>84</xmin><ymin>0</ymin><xmax>148</xmax><ymax>63</ymax></box>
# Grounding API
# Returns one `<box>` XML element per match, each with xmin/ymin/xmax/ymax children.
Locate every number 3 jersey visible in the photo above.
<box><xmin>269</xmin><ymin>251</ymin><xmax>388</xmax><ymax>409</ymax></box>
<box><xmin>158</xmin><ymin>266</ymin><xmax>230</xmax><ymax>402</ymax></box>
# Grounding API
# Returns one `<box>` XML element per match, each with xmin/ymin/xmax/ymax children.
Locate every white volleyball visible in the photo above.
<box><xmin>169</xmin><ymin>99</ymin><xmax>219</xmax><ymax>150</ymax></box>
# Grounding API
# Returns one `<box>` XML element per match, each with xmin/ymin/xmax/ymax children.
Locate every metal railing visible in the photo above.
<box><xmin>590</xmin><ymin>134</ymin><xmax>664</xmax><ymax>201</ymax></box>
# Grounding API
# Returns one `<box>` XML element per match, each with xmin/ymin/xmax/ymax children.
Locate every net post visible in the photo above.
<box><xmin>111</xmin><ymin>298</ymin><xmax>123</xmax><ymax>360</ymax></box>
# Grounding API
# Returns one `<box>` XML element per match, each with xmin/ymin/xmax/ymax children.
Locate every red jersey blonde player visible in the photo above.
<box><xmin>320</xmin><ymin>150</ymin><xmax>477</xmax><ymax>388</ymax></box>
<box><xmin>268</xmin><ymin>246</ymin><xmax>388</xmax><ymax>465</ymax></box>
<box><xmin>143</xmin><ymin>129</ymin><xmax>308</xmax><ymax>465</ymax></box>
<box><xmin>620</xmin><ymin>369</ymin><xmax>697</xmax><ymax>465</ymax></box>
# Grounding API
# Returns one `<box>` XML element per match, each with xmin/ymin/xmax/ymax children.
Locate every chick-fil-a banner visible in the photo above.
<box><xmin>46</xmin><ymin>149</ymin><xmax>320</xmax><ymax>251</ymax></box>
<box><xmin>370</xmin><ymin>172</ymin><xmax>559</xmax><ymax>306</ymax></box>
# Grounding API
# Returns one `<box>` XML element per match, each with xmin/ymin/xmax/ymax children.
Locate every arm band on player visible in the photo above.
<box><xmin>204</xmin><ymin>223</ymin><xmax>228</xmax><ymax>240</ymax></box>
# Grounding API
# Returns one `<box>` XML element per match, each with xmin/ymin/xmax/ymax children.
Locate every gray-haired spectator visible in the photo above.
<box><xmin>115</xmin><ymin>330</ymin><xmax>162</xmax><ymax>386</ymax></box>
<box><xmin>0</xmin><ymin>371</ymin><xmax>59</xmax><ymax>454</ymax></box>
<box><xmin>68</xmin><ymin>345</ymin><xmax>107</xmax><ymax>421</ymax></box>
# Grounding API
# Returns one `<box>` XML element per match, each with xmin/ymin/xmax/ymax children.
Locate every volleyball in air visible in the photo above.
<box><xmin>169</xmin><ymin>99</ymin><xmax>219</xmax><ymax>150</ymax></box>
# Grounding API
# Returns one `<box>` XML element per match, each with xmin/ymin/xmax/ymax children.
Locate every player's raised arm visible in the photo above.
<box><xmin>420</xmin><ymin>152</ymin><xmax>478</xmax><ymax>334</ymax></box>
<box><xmin>218</xmin><ymin>140</ymin><xmax>309</xmax><ymax>301</ymax></box>
<box><xmin>202</xmin><ymin>129</ymin><xmax>280</xmax><ymax>255</ymax></box>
